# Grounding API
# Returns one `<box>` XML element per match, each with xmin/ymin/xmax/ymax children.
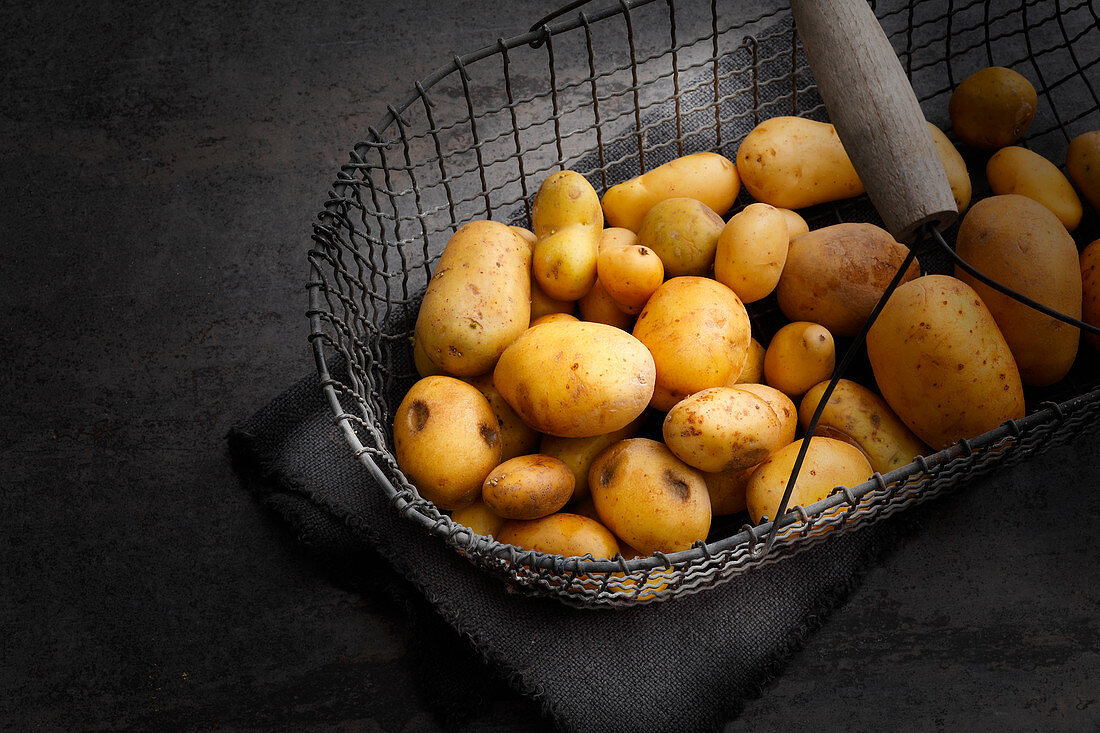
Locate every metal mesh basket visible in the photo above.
<box><xmin>306</xmin><ymin>0</ymin><xmax>1100</xmax><ymax>608</ymax></box>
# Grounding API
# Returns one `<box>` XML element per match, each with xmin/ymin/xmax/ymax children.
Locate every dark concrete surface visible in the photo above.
<box><xmin>2</xmin><ymin>1</ymin><xmax>1097</xmax><ymax>731</ymax></box>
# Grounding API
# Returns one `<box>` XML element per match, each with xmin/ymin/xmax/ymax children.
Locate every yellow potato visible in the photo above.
<box><xmin>798</xmin><ymin>379</ymin><xmax>928</xmax><ymax>475</ymax></box>
<box><xmin>736</xmin><ymin>116</ymin><xmax>865</xmax><ymax>209</ymax></box>
<box><xmin>1083</xmin><ymin>239</ymin><xmax>1100</xmax><ymax>354</ymax></box>
<box><xmin>450</xmin><ymin>501</ymin><xmax>505</xmax><ymax>539</ymax></box>
<box><xmin>955</xmin><ymin>195</ymin><xmax>1081</xmax><ymax>386</ymax></box>
<box><xmin>636</xmin><ymin>197</ymin><xmax>725</xmax><ymax>277</ymax></box>
<box><xmin>532</xmin><ymin>170</ymin><xmax>603</xmax><ymax>301</ymax></box>
<box><xmin>497</xmin><ymin>513</ymin><xmax>619</xmax><ymax>559</ymax></box>
<box><xmin>412</xmin><ymin>334</ymin><xmax>443</xmax><ymax>378</ymax></box>
<box><xmin>633</xmin><ymin>277</ymin><xmax>751</xmax><ymax>410</ymax></box>
<box><xmin>482</xmin><ymin>454</ymin><xmax>575</xmax><ymax>520</ymax></box>
<box><xmin>777</xmin><ymin>208</ymin><xmax>809</xmax><ymax>238</ymax></box>
<box><xmin>463</xmin><ymin>372</ymin><xmax>541</xmax><ymax>462</ymax></box>
<box><xmin>539</xmin><ymin>414</ymin><xmax>646</xmax><ymax>501</ymax></box>
<box><xmin>1067</xmin><ymin>131</ymin><xmax>1100</xmax><ymax>214</ymax></box>
<box><xmin>414</xmin><ymin>220</ymin><xmax>530</xmax><ymax>377</ymax></box>
<box><xmin>702</xmin><ymin>465</ymin><xmax>754</xmax><ymax>516</ymax></box>
<box><xmin>529</xmin><ymin>273</ymin><xmax>574</xmax><ymax>324</ymax></box>
<box><xmin>663</xmin><ymin>387</ymin><xmax>783</xmax><ymax>473</ymax></box>
<box><xmin>714</xmin><ymin>203</ymin><xmax>790</xmax><ymax>303</ymax></box>
<box><xmin>763</xmin><ymin>322</ymin><xmax>835</xmax><ymax>398</ymax></box>
<box><xmin>589</xmin><ymin>438</ymin><xmax>711</xmax><ymax>554</ymax></box>
<box><xmin>746</xmin><ymin>437</ymin><xmax>872</xmax><ymax>524</ymax></box>
<box><xmin>510</xmin><ymin>226</ymin><xmax>537</xmax><ymax>248</ymax></box>
<box><xmin>731</xmin><ymin>338</ymin><xmax>766</xmax><ymax>385</ymax></box>
<box><xmin>927</xmin><ymin>122</ymin><xmax>972</xmax><ymax>213</ymax></box>
<box><xmin>949</xmin><ymin>66</ymin><xmax>1037</xmax><ymax>150</ymax></box>
<box><xmin>986</xmin><ymin>146</ymin><xmax>1083</xmax><ymax>231</ymax></box>
<box><xmin>601</xmin><ymin>152</ymin><xmax>740</xmax><ymax>232</ymax></box>
<box><xmin>494</xmin><ymin>320</ymin><xmax>655</xmax><ymax>438</ymax></box>
<box><xmin>393</xmin><ymin>376</ymin><xmax>501</xmax><ymax>510</ymax></box>
<box><xmin>597</xmin><ymin>243</ymin><xmax>665</xmax><ymax>314</ymax></box>
<box><xmin>532</xmin><ymin>170</ymin><xmax>603</xmax><ymax>238</ymax></box>
<box><xmin>776</xmin><ymin>222</ymin><xmax>921</xmax><ymax>337</ymax></box>
<box><xmin>733</xmin><ymin>383</ymin><xmax>798</xmax><ymax>446</ymax></box>
<box><xmin>577</xmin><ymin>278</ymin><xmax>636</xmax><ymax>330</ymax></box>
<box><xmin>866</xmin><ymin>275</ymin><xmax>1025</xmax><ymax>449</ymax></box>
<box><xmin>530</xmin><ymin>312</ymin><xmax>579</xmax><ymax>327</ymax></box>
<box><xmin>598</xmin><ymin>227</ymin><xmax>639</xmax><ymax>251</ymax></box>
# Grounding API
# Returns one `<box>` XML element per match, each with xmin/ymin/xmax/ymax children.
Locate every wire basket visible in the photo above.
<box><xmin>306</xmin><ymin>0</ymin><xmax>1100</xmax><ymax>608</ymax></box>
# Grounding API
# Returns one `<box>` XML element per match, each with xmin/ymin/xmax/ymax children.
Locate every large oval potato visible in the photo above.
<box><xmin>714</xmin><ymin>203</ymin><xmax>790</xmax><ymax>303</ymax></box>
<box><xmin>1083</xmin><ymin>239</ymin><xmax>1100</xmax><ymax>354</ymax></box>
<box><xmin>949</xmin><ymin>66</ymin><xmax>1037</xmax><ymax>150</ymax></box>
<box><xmin>1067</xmin><ymin>131</ymin><xmax>1100</xmax><ymax>214</ymax></box>
<box><xmin>539</xmin><ymin>414</ymin><xmax>646</xmax><ymax>501</ymax></box>
<box><xmin>746</xmin><ymin>437</ymin><xmax>872</xmax><ymax>524</ymax></box>
<box><xmin>955</xmin><ymin>195</ymin><xmax>1081</xmax><ymax>386</ymax></box>
<box><xmin>633</xmin><ymin>277</ymin><xmax>751</xmax><ymax>410</ymax></box>
<box><xmin>776</xmin><ymin>222</ymin><xmax>921</xmax><ymax>337</ymax></box>
<box><xmin>866</xmin><ymin>275</ymin><xmax>1025</xmax><ymax>449</ymax></box>
<box><xmin>662</xmin><ymin>387</ymin><xmax>783</xmax><ymax>473</ymax></box>
<box><xmin>393</xmin><ymin>376</ymin><xmax>502</xmax><ymax>510</ymax></box>
<box><xmin>635</xmin><ymin>197</ymin><xmax>725</xmax><ymax>277</ymax></box>
<box><xmin>589</xmin><ymin>438</ymin><xmax>711</xmax><ymax>555</ymax></box>
<box><xmin>414</xmin><ymin>220</ymin><xmax>531</xmax><ymax>377</ymax></box>
<box><xmin>986</xmin><ymin>146</ymin><xmax>1083</xmax><ymax>231</ymax></box>
<box><xmin>482</xmin><ymin>454</ymin><xmax>575</xmax><ymax>520</ymax></box>
<box><xmin>497</xmin><ymin>513</ymin><xmax>619</xmax><ymax>559</ymax></box>
<box><xmin>601</xmin><ymin>152</ymin><xmax>739</xmax><ymax>231</ymax></box>
<box><xmin>494</xmin><ymin>320</ymin><xmax>655</xmax><ymax>438</ymax></box>
<box><xmin>464</xmin><ymin>372</ymin><xmax>541</xmax><ymax>462</ymax></box>
<box><xmin>736</xmin><ymin>116</ymin><xmax>865</xmax><ymax>209</ymax></box>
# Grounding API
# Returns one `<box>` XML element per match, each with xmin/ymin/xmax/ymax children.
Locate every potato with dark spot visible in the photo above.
<box><xmin>662</xmin><ymin>387</ymin><xmax>783</xmax><ymax>473</ymax></box>
<box><xmin>539</xmin><ymin>414</ymin><xmax>646</xmax><ymax>501</ymax></box>
<box><xmin>497</xmin><ymin>513</ymin><xmax>619</xmax><ymax>559</ymax></box>
<box><xmin>450</xmin><ymin>501</ymin><xmax>506</xmax><ymax>539</ymax></box>
<box><xmin>393</xmin><ymin>376</ymin><xmax>501</xmax><ymax>510</ymax></box>
<box><xmin>949</xmin><ymin>66</ymin><xmax>1036</xmax><ymax>150</ymax></box>
<box><xmin>636</xmin><ymin>197</ymin><xmax>725</xmax><ymax>277</ymax></box>
<box><xmin>464</xmin><ymin>372</ymin><xmax>540</xmax><ymax>462</ymax></box>
<box><xmin>746</xmin><ymin>437</ymin><xmax>872</xmax><ymax>524</ymax></box>
<box><xmin>482</xmin><ymin>454</ymin><xmax>575</xmax><ymax>520</ymax></box>
<box><xmin>589</xmin><ymin>438</ymin><xmax>711</xmax><ymax>555</ymax></box>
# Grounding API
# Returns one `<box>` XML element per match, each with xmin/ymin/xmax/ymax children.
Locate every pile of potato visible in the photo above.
<box><xmin>394</xmin><ymin>64</ymin><xmax>1100</xmax><ymax>564</ymax></box>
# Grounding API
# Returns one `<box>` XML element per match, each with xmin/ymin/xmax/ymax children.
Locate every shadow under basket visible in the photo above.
<box><xmin>306</xmin><ymin>0</ymin><xmax>1100</xmax><ymax>608</ymax></box>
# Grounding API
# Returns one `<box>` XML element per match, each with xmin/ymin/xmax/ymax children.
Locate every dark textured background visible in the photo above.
<box><xmin>2</xmin><ymin>1</ymin><xmax>1098</xmax><ymax>730</ymax></box>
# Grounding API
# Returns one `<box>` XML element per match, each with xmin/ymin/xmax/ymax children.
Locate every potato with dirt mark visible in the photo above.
<box><xmin>733</xmin><ymin>383</ymin><xmax>798</xmax><ymax>447</ymax></box>
<box><xmin>482</xmin><ymin>454</ymin><xmax>575</xmax><ymax>520</ymax></box>
<box><xmin>662</xmin><ymin>387</ymin><xmax>783</xmax><ymax>473</ymax></box>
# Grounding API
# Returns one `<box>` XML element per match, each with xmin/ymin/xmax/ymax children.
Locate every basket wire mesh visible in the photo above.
<box><xmin>306</xmin><ymin>0</ymin><xmax>1100</xmax><ymax>607</ymax></box>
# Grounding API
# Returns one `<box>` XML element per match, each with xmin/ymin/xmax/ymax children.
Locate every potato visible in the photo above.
<box><xmin>510</xmin><ymin>226</ymin><xmax>537</xmax><ymax>248</ymax></box>
<box><xmin>927</xmin><ymin>122</ymin><xmax>972</xmax><ymax>213</ymax></box>
<box><xmin>1083</xmin><ymin>239</ymin><xmax>1100</xmax><ymax>354</ymax></box>
<box><xmin>746</xmin><ymin>437</ymin><xmax>872</xmax><ymax>524</ymax></box>
<box><xmin>601</xmin><ymin>152</ymin><xmax>739</xmax><ymax>231</ymax></box>
<box><xmin>663</xmin><ymin>387</ymin><xmax>783</xmax><ymax>473</ymax></box>
<box><xmin>598</xmin><ymin>227</ymin><xmax>639</xmax><ymax>251</ymax></box>
<box><xmin>530</xmin><ymin>312</ymin><xmax>578</xmax><ymax>327</ymax></box>
<box><xmin>464</xmin><ymin>372</ymin><xmax>540</xmax><ymax>462</ymax></box>
<box><xmin>799</xmin><ymin>379</ymin><xmax>928</xmax><ymax>475</ymax></box>
<box><xmin>412</xmin><ymin>334</ymin><xmax>443</xmax><ymax>378</ymax></box>
<box><xmin>532</xmin><ymin>171</ymin><xmax>603</xmax><ymax>300</ymax></box>
<box><xmin>589</xmin><ymin>438</ymin><xmax>711</xmax><ymax>554</ymax></box>
<box><xmin>393</xmin><ymin>376</ymin><xmax>501</xmax><ymax>510</ymax></box>
<box><xmin>776</xmin><ymin>222</ymin><xmax>921</xmax><ymax>337</ymax></box>
<box><xmin>494</xmin><ymin>320</ymin><xmax>655</xmax><ymax>438</ymax></box>
<box><xmin>1067</xmin><ymin>131</ymin><xmax>1100</xmax><ymax>214</ymax></box>
<box><xmin>949</xmin><ymin>66</ymin><xmax>1036</xmax><ymax>150</ymax></box>
<box><xmin>597</xmin><ymin>243</ymin><xmax>664</xmax><ymax>314</ymax></box>
<box><xmin>733</xmin><ymin>383</ymin><xmax>798</xmax><ymax>446</ymax></box>
<box><xmin>955</xmin><ymin>195</ymin><xmax>1081</xmax><ymax>386</ymax></box>
<box><xmin>702</xmin><ymin>466</ymin><xmax>755</xmax><ymax>516</ymax></box>
<box><xmin>450</xmin><ymin>501</ymin><xmax>505</xmax><ymax>539</ymax></box>
<box><xmin>777</xmin><ymin>208</ymin><xmax>809</xmax><ymax>238</ymax></box>
<box><xmin>539</xmin><ymin>414</ymin><xmax>646</xmax><ymax>500</ymax></box>
<box><xmin>866</xmin><ymin>275</ymin><xmax>1025</xmax><ymax>449</ymax></box>
<box><xmin>763</xmin><ymin>322</ymin><xmax>835</xmax><ymax>398</ymax></box>
<box><xmin>633</xmin><ymin>277</ymin><xmax>751</xmax><ymax>410</ymax></box>
<box><xmin>578</xmin><ymin>278</ymin><xmax>635</xmax><ymax>330</ymax></box>
<box><xmin>611</xmin><ymin>542</ymin><xmax>670</xmax><ymax>599</ymax></box>
<box><xmin>529</xmin><ymin>273</ymin><xmax>574</xmax><ymax>323</ymax></box>
<box><xmin>986</xmin><ymin>146</ymin><xmax>1083</xmax><ymax>231</ymax></box>
<box><xmin>532</xmin><ymin>170</ymin><xmax>603</xmax><ymax>238</ymax></box>
<box><xmin>497</xmin><ymin>513</ymin><xmax>619</xmax><ymax>559</ymax></box>
<box><xmin>414</xmin><ymin>220</ymin><xmax>531</xmax><ymax>377</ymax></box>
<box><xmin>482</xmin><ymin>454</ymin><xmax>575</xmax><ymax>520</ymax></box>
<box><xmin>714</xmin><ymin>203</ymin><xmax>790</xmax><ymax>304</ymax></box>
<box><xmin>731</xmin><ymin>338</ymin><xmax>765</xmax><ymax>385</ymax></box>
<box><xmin>635</xmin><ymin>197</ymin><xmax>725</xmax><ymax>277</ymax></box>
<box><xmin>736</xmin><ymin>116</ymin><xmax>865</xmax><ymax>209</ymax></box>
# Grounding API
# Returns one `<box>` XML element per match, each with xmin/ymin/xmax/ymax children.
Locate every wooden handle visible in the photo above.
<box><xmin>789</xmin><ymin>0</ymin><xmax>957</xmax><ymax>243</ymax></box>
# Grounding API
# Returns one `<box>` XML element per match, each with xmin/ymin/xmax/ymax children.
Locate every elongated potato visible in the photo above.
<box><xmin>714</xmin><ymin>203</ymin><xmax>790</xmax><ymax>303</ymax></box>
<box><xmin>497</xmin><ymin>513</ymin><xmax>619</xmax><ymax>559</ymax></box>
<box><xmin>1068</xmin><ymin>131</ymin><xmax>1100</xmax><ymax>214</ymax></box>
<box><xmin>532</xmin><ymin>171</ymin><xmax>603</xmax><ymax>301</ymax></box>
<box><xmin>955</xmin><ymin>195</ymin><xmax>1081</xmax><ymax>386</ymax></box>
<box><xmin>763</xmin><ymin>322</ymin><xmax>835</xmax><ymax>398</ymax></box>
<box><xmin>1083</xmin><ymin>239</ymin><xmax>1100</xmax><ymax>354</ymax></box>
<box><xmin>799</xmin><ymin>379</ymin><xmax>928</xmax><ymax>475</ymax></box>
<box><xmin>482</xmin><ymin>454</ymin><xmax>575</xmax><ymax>520</ymax></box>
<box><xmin>987</xmin><ymin>146</ymin><xmax>1083</xmax><ymax>231</ymax></box>
<box><xmin>494</xmin><ymin>320</ymin><xmax>655</xmax><ymax>438</ymax></box>
<box><xmin>464</xmin><ymin>372</ymin><xmax>540</xmax><ymax>462</ymax></box>
<box><xmin>736</xmin><ymin>116</ymin><xmax>865</xmax><ymax>209</ymax></box>
<box><xmin>663</xmin><ymin>387</ymin><xmax>783</xmax><ymax>473</ymax></box>
<box><xmin>636</xmin><ymin>197</ymin><xmax>725</xmax><ymax>277</ymax></box>
<box><xmin>866</xmin><ymin>275</ymin><xmax>1025</xmax><ymax>449</ymax></box>
<box><xmin>927</xmin><ymin>122</ymin><xmax>972</xmax><ymax>213</ymax></box>
<box><xmin>601</xmin><ymin>152</ymin><xmax>740</xmax><ymax>231</ymax></box>
<box><xmin>414</xmin><ymin>220</ymin><xmax>531</xmax><ymax>377</ymax></box>
<box><xmin>949</xmin><ymin>66</ymin><xmax>1036</xmax><ymax>150</ymax></box>
<box><xmin>746</xmin><ymin>437</ymin><xmax>872</xmax><ymax>524</ymax></box>
<box><xmin>539</xmin><ymin>414</ymin><xmax>646</xmax><ymax>500</ymax></box>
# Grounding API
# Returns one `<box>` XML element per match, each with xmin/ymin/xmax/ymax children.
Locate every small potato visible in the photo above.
<box><xmin>529</xmin><ymin>274</ymin><xmax>574</xmax><ymax>323</ymax></box>
<box><xmin>949</xmin><ymin>66</ymin><xmax>1037</xmax><ymax>150</ymax></box>
<box><xmin>731</xmin><ymin>338</ymin><xmax>766</xmax><ymax>385</ymax></box>
<box><xmin>1068</xmin><ymin>131</ymin><xmax>1100</xmax><ymax>214</ymax></box>
<box><xmin>663</xmin><ymin>387</ymin><xmax>783</xmax><ymax>473</ymax></box>
<box><xmin>986</xmin><ymin>146</ymin><xmax>1083</xmax><ymax>231</ymax></box>
<box><xmin>702</xmin><ymin>465</ymin><xmax>755</xmax><ymax>516</ymax></box>
<box><xmin>590</xmin><ymin>438</ymin><xmax>711</xmax><ymax>555</ymax></box>
<box><xmin>927</xmin><ymin>122</ymin><xmax>972</xmax><ymax>214</ymax></box>
<box><xmin>450</xmin><ymin>501</ymin><xmax>505</xmax><ymax>539</ymax></box>
<box><xmin>733</xmin><ymin>383</ymin><xmax>798</xmax><ymax>446</ymax></box>
<box><xmin>497</xmin><ymin>513</ymin><xmax>619</xmax><ymax>559</ymax></box>
<box><xmin>636</xmin><ymin>197</ymin><xmax>725</xmax><ymax>277</ymax></box>
<box><xmin>714</xmin><ymin>203</ymin><xmax>790</xmax><ymax>304</ymax></box>
<box><xmin>578</xmin><ymin>278</ymin><xmax>635</xmax><ymax>330</ymax></box>
<box><xmin>533</xmin><ymin>226</ymin><xmax>600</xmax><ymax>301</ymax></box>
<box><xmin>394</xmin><ymin>376</ymin><xmax>501</xmax><ymax>510</ymax></box>
<box><xmin>539</xmin><ymin>414</ymin><xmax>646</xmax><ymax>501</ymax></box>
<box><xmin>633</xmin><ymin>277</ymin><xmax>751</xmax><ymax>410</ymax></box>
<box><xmin>482</xmin><ymin>454</ymin><xmax>575</xmax><ymax>520</ymax></box>
<box><xmin>799</xmin><ymin>379</ymin><xmax>928</xmax><ymax>475</ymax></box>
<box><xmin>464</xmin><ymin>372</ymin><xmax>540</xmax><ymax>462</ymax></box>
<box><xmin>530</xmin><ymin>312</ymin><xmax>579</xmax><ymax>327</ymax></box>
<box><xmin>763</xmin><ymin>322</ymin><xmax>835</xmax><ymax>398</ymax></box>
<box><xmin>777</xmin><ymin>208</ymin><xmax>809</xmax><ymax>238</ymax></box>
<box><xmin>601</xmin><ymin>152</ymin><xmax>740</xmax><ymax>232</ymax></box>
<box><xmin>598</xmin><ymin>227</ymin><xmax>639</xmax><ymax>251</ymax></box>
<box><xmin>746</xmin><ymin>437</ymin><xmax>873</xmax><ymax>524</ymax></box>
<box><xmin>777</xmin><ymin>222</ymin><xmax>921</xmax><ymax>337</ymax></box>
<box><xmin>494</xmin><ymin>320</ymin><xmax>655</xmax><ymax>438</ymax></box>
<box><xmin>597</xmin><ymin>243</ymin><xmax>665</xmax><ymax>314</ymax></box>
<box><xmin>1083</xmin><ymin>239</ymin><xmax>1100</xmax><ymax>353</ymax></box>
<box><xmin>737</xmin><ymin>116</ymin><xmax>865</xmax><ymax>209</ymax></box>
<box><xmin>510</xmin><ymin>226</ymin><xmax>537</xmax><ymax>248</ymax></box>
